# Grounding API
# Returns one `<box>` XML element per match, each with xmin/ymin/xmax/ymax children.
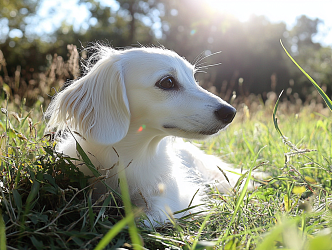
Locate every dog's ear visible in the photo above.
<box><xmin>46</xmin><ymin>52</ymin><xmax>130</xmax><ymax>145</ymax></box>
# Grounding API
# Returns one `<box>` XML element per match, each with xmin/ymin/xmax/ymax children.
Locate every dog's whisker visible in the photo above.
<box><xmin>194</xmin><ymin>50</ymin><xmax>222</xmax><ymax>67</ymax></box>
<box><xmin>194</xmin><ymin>60</ymin><xmax>210</xmax><ymax>67</ymax></box>
<box><xmin>192</xmin><ymin>51</ymin><xmax>206</xmax><ymax>66</ymax></box>
<box><xmin>195</xmin><ymin>70</ymin><xmax>208</xmax><ymax>74</ymax></box>
<box><xmin>196</xmin><ymin>62</ymin><xmax>222</xmax><ymax>70</ymax></box>
<box><xmin>193</xmin><ymin>52</ymin><xmax>208</xmax><ymax>66</ymax></box>
<box><xmin>195</xmin><ymin>60</ymin><xmax>221</xmax><ymax>69</ymax></box>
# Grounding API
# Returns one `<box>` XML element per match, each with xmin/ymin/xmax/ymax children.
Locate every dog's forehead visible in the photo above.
<box><xmin>123</xmin><ymin>48</ymin><xmax>194</xmax><ymax>70</ymax></box>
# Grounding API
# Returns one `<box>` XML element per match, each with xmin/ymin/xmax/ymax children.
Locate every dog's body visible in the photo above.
<box><xmin>46</xmin><ymin>45</ymin><xmax>239</xmax><ymax>225</ymax></box>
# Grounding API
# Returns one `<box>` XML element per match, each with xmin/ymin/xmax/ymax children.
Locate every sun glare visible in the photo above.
<box><xmin>202</xmin><ymin>0</ymin><xmax>286</xmax><ymax>23</ymax></box>
<box><xmin>203</xmin><ymin>0</ymin><xmax>259</xmax><ymax>21</ymax></box>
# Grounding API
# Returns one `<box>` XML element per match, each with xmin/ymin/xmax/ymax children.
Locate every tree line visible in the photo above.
<box><xmin>1</xmin><ymin>0</ymin><xmax>331</xmax><ymax>103</ymax></box>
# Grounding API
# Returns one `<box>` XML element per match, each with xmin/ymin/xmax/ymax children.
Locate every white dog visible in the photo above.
<box><xmin>45</xmin><ymin>45</ymin><xmax>241</xmax><ymax>226</ymax></box>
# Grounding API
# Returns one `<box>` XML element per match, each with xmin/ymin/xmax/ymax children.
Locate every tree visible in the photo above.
<box><xmin>115</xmin><ymin>0</ymin><xmax>162</xmax><ymax>43</ymax></box>
<box><xmin>284</xmin><ymin>15</ymin><xmax>332</xmax><ymax>97</ymax></box>
<box><xmin>1</xmin><ymin>0</ymin><xmax>331</xmax><ymax>104</ymax></box>
<box><xmin>289</xmin><ymin>15</ymin><xmax>322</xmax><ymax>52</ymax></box>
<box><xmin>0</xmin><ymin>0</ymin><xmax>40</xmax><ymax>42</ymax></box>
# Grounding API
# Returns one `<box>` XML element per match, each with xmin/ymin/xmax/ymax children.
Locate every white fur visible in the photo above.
<box><xmin>45</xmin><ymin>45</ymin><xmax>242</xmax><ymax>226</ymax></box>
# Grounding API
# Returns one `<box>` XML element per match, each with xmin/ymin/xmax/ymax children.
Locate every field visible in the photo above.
<box><xmin>1</xmin><ymin>52</ymin><xmax>332</xmax><ymax>249</ymax></box>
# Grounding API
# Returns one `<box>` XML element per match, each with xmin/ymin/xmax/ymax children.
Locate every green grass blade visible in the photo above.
<box><xmin>73</xmin><ymin>139</ymin><xmax>122</xmax><ymax>199</ymax></box>
<box><xmin>68</xmin><ymin>131</ymin><xmax>124</xmax><ymax>200</ymax></box>
<box><xmin>19</xmin><ymin>111</ymin><xmax>31</xmax><ymax>129</ymax></box>
<box><xmin>243</xmin><ymin>130</ymin><xmax>255</xmax><ymax>156</ymax></box>
<box><xmin>93</xmin><ymin>194</ymin><xmax>114</xmax><ymax>228</ymax></box>
<box><xmin>280</xmin><ymin>40</ymin><xmax>332</xmax><ymax>112</ymax></box>
<box><xmin>75</xmin><ymin>141</ymin><xmax>100</xmax><ymax>177</ymax></box>
<box><xmin>94</xmin><ymin>213</ymin><xmax>135</xmax><ymax>250</ymax></box>
<box><xmin>219</xmin><ymin>146</ymin><xmax>266</xmax><ymax>241</ymax></box>
<box><xmin>24</xmin><ymin>178</ymin><xmax>40</xmax><ymax>211</ymax></box>
<box><xmin>87</xmin><ymin>195</ymin><xmax>95</xmax><ymax>230</ymax></box>
<box><xmin>255</xmin><ymin>218</ymin><xmax>299</xmax><ymax>250</ymax></box>
<box><xmin>12</xmin><ymin>189</ymin><xmax>22</xmax><ymax>214</ymax></box>
<box><xmin>0</xmin><ymin>208</ymin><xmax>6</xmax><ymax>250</ymax></box>
<box><xmin>191</xmin><ymin>210</ymin><xmax>215</xmax><ymax>250</ymax></box>
<box><xmin>272</xmin><ymin>90</ymin><xmax>284</xmax><ymax>137</ymax></box>
<box><xmin>118</xmin><ymin>168</ymin><xmax>142</xmax><ymax>249</ymax></box>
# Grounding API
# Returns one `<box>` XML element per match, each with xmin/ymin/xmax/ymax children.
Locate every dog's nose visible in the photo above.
<box><xmin>214</xmin><ymin>105</ymin><xmax>236</xmax><ymax>124</ymax></box>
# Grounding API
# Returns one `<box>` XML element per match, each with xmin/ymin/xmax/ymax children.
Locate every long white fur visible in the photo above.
<box><xmin>45</xmin><ymin>45</ymin><xmax>242</xmax><ymax>226</ymax></box>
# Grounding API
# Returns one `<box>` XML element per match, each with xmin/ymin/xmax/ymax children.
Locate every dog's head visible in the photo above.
<box><xmin>45</xmin><ymin>45</ymin><xmax>236</xmax><ymax>145</ymax></box>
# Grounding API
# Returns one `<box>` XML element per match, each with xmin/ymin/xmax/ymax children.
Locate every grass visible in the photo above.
<box><xmin>2</xmin><ymin>47</ymin><xmax>332</xmax><ymax>249</ymax></box>
<box><xmin>2</xmin><ymin>92</ymin><xmax>332</xmax><ymax>250</ymax></box>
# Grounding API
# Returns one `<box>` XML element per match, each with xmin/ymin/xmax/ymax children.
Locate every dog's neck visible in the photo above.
<box><xmin>113</xmin><ymin>126</ymin><xmax>166</xmax><ymax>160</ymax></box>
<box><xmin>79</xmin><ymin>124</ymin><xmax>167</xmax><ymax>171</ymax></box>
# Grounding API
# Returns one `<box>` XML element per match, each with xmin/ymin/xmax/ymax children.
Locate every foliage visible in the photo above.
<box><xmin>0</xmin><ymin>100</ymin><xmax>130</xmax><ymax>249</ymax></box>
<box><xmin>0</xmin><ymin>43</ymin><xmax>80</xmax><ymax>106</ymax></box>
<box><xmin>1</xmin><ymin>0</ymin><xmax>332</xmax><ymax>104</ymax></box>
<box><xmin>281</xmin><ymin>40</ymin><xmax>332</xmax><ymax>111</ymax></box>
<box><xmin>0</xmin><ymin>0</ymin><xmax>39</xmax><ymax>40</ymax></box>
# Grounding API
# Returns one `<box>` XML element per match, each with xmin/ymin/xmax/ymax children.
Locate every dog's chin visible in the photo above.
<box><xmin>162</xmin><ymin>125</ymin><xmax>227</xmax><ymax>140</ymax></box>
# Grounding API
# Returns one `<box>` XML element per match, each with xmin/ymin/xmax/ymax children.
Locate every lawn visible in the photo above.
<box><xmin>1</xmin><ymin>89</ymin><xmax>332</xmax><ymax>249</ymax></box>
<box><xmin>1</xmin><ymin>45</ymin><xmax>332</xmax><ymax>249</ymax></box>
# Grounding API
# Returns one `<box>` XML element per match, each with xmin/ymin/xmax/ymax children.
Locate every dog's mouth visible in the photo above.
<box><xmin>163</xmin><ymin>125</ymin><xmax>226</xmax><ymax>136</ymax></box>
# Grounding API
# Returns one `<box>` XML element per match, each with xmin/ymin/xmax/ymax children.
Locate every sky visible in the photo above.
<box><xmin>204</xmin><ymin>0</ymin><xmax>332</xmax><ymax>46</ymax></box>
<box><xmin>32</xmin><ymin>0</ymin><xmax>332</xmax><ymax>46</ymax></box>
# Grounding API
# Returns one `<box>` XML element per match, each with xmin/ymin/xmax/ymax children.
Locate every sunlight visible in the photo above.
<box><xmin>203</xmin><ymin>0</ymin><xmax>292</xmax><ymax>23</ymax></box>
<box><xmin>203</xmin><ymin>0</ymin><xmax>264</xmax><ymax>21</ymax></box>
<box><xmin>202</xmin><ymin>0</ymin><xmax>332</xmax><ymax>46</ymax></box>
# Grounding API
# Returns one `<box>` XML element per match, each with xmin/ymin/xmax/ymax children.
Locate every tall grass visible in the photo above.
<box><xmin>1</xmin><ymin>45</ymin><xmax>332</xmax><ymax>249</ymax></box>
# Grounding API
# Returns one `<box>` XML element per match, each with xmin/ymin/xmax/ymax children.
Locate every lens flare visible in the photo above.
<box><xmin>137</xmin><ymin>124</ymin><xmax>146</xmax><ymax>132</ymax></box>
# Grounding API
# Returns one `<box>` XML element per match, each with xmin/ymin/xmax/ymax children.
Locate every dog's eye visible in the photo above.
<box><xmin>156</xmin><ymin>76</ymin><xmax>177</xmax><ymax>90</ymax></box>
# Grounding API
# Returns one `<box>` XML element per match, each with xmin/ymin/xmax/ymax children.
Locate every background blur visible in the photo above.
<box><xmin>1</xmin><ymin>0</ymin><xmax>332</xmax><ymax>106</ymax></box>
